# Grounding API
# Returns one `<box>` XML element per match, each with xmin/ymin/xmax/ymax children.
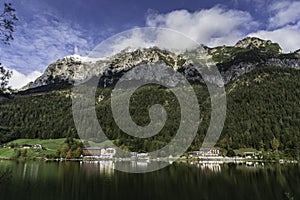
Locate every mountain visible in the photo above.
<box><xmin>21</xmin><ymin>48</ymin><xmax>182</xmax><ymax>90</ymax></box>
<box><xmin>1</xmin><ymin>37</ymin><xmax>300</xmax><ymax>159</ymax></box>
<box><xmin>22</xmin><ymin>37</ymin><xmax>300</xmax><ymax>92</ymax></box>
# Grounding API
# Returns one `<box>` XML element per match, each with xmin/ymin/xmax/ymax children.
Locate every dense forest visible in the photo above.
<box><xmin>222</xmin><ymin>66</ymin><xmax>300</xmax><ymax>157</ymax></box>
<box><xmin>0</xmin><ymin>66</ymin><xmax>300</xmax><ymax>158</ymax></box>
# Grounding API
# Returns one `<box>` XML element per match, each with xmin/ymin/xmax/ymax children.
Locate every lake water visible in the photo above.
<box><xmin>0</xmin><ymin>160</ymin><xmax>299</xmax><ymax>200</ymax></box>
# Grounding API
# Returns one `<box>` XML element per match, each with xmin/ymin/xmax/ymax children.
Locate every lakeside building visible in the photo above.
<box><xmin>244</xmin><ymin>152</ymin><xmax>262</xmax><ymax>159</ymax></box>
<box><xmin>20</xmin><ymin>144</ymin><xmax>32</xmax><ymax>149</ymax></box>
<box><xmin>188</xmin><ymin>147</ymin><xmax>221</xmax><ymax>158</ymax></box>
<box><xmin>19</xmin><ymin>144</ymin><xmax>43</xmax><ymax>149</ymax></box>
<box><xmin>130</xmin><ymin>152</ymin><xmax>150</xmax><ymax>159</ymax></box>
<box><xmin>82</xmin><ymin>147</ymin><xmax>116</xmax><ymax>159</ymax></box>
<box><xmin>33</xmin><ymin>144</ymin><xmax>42</xmax><ymax>149</ymax></box>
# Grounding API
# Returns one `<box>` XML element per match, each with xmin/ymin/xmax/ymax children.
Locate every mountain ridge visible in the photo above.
<box><xmin>21</xmin><ymin>37</ymin><xmax>300</xmax><ymax>92</ymax></box>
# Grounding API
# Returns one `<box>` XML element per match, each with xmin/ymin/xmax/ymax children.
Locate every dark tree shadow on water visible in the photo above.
<box><xmin>0</xmin><ymin>168</ymin><xmax>12</xmax><ymax>184</ymax></box>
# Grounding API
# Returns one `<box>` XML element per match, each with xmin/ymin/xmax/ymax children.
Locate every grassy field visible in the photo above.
<box><xmin>0</xmin><ymin>148</ymin><xmax>15</xmax><ymax>158</ymax></box>
<box><xmin>0</xmin><ymin>138</ymin><xmax>115</xmax><ymax>159</ymax></box>
<box><xmin>8</xmin><ymin>138</ymin><xmax>66</xmax><ymax>150</ymax></box>
<box><xmin>0</xmin><ymin>138</ymin><xmax>68</xmax><ymax>159</ymax></box>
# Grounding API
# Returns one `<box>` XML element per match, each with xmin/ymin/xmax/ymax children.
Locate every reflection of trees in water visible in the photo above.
<box><xmin>0</xmin><ymin>167</ymin><xmax>12</xmax><ymax>184</ymax></box>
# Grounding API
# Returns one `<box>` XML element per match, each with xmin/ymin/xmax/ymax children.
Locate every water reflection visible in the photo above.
<box><xmin>0</xmin><ymin>166</ymin><xmax>12</xmax><ymax>184</ymax></box>
<box><xmin>80</xmin><ymin>160</ymin><xmax>115</xmax><ymax>175</ymax></box>
<box><xmin>21</xmin><ymin>162</ymin><xmax>40</xmax><ymax>181</ymax></box>
<box><xmin>245</xmin><ymin>161</ymin><xmax>264</xmax><ymax>168</ymax></box>
<box><xmin>130</xmin><ymin>160</ymin><xmax>149</xmax><ymax>170</ymax></box>
<box><xmin>200</xmin><ymin>163</ymin><xmax>221</xmax><ymax>172</ymax></box>
<box><xmin>0</xmin><ymin>161</ymin><xmax>299</xmax><ymax>200</ymax></box>
<box><xmin>188</xmin><ymin>161</ymin><xmax>223</xmax><ymax>172</ymax></box>
<box><xmin>81</xmin><ymin>160</ymin><xmax>224</xmax><ymax>173</ymax></box>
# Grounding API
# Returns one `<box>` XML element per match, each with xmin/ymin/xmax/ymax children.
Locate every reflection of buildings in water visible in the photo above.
<box><xmin>245</xmin><ymin>161</ymin><xmax>263</xmax><ymax>168</ymax></box>
<box><xmin>200</xmin><ymin>163</ymin><xmax>221</xmax><ymax>172</ymax></box>
<box><xmin>130</xmin><ymin>160</ymin><xmax>149</xmax><ymax>170</ymax></box>
<box><xmin>22</xmin><ymin>162</ymin><xmax>39</xmax><ymax>181</ymax></box>
<box><xmin>99</xmin><ymin>160</ymin><xmax>114</xmax><ymax>174</ymax></box>
<box><xmin>189</xmin><ymin>161</ymin><xmax>222</xmax><ymax>172</ymax></box>
<box><xmin>80</xmin><ymin>161</ymin><xmax>115</xmax><ymax>175</ymax></box>
<box><xmin>22</xmin><ymin>163</ymin><xmax>27</xmax><ymax>180</ymax></box>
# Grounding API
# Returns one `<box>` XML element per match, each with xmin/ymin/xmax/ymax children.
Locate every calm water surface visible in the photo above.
<box><xmin>0</xmin><ymin>160</ymin><xmax>299</xmax><ymax>200</ymax></box>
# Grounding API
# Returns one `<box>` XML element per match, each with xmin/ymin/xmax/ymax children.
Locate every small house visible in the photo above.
<box><xmin>188</xmin><ymin>151</ymin><xmax>201</xmax><ymax>157</ymax></box>
<box><xmin>33</xmin><ymin>144</ymin><xmax>43</xmax><ymax>149</ymax></box>
<box><xmin>137</xmin><ymin>153</ymin><xmax>149</xmax><ymax>159</ymax></box>
<box><xmin>82</xmin><ymin>147</ymin><xmax>116</xmax><ymax>158</ymax></box>
<box><xmin>105</xmin><ymin>148</ymin><xmax>116</xmax><ymax>155</ymax></box>
<box><xmin>244</xmin><ymin>152</ymin><xmax>261</xmax><ymax>159</ymax></box>
<box><xmin>199</xmin><ymin>147</ymin><xmax>220</xmax><ymax>157</ymax></box>
<box><xmin>130</xmin><ymin>152</ymin><xmax>138</xmax><ymax>158</ymax></box>
<box><xmin>82</xmin><ymin>148</ymin><xmax>102</xmax><ymax>157</ymax></box>
<box><xmin>21</xmin><ymin>144</ymin><xmax>32</xmax><ymax>149</ymax></box>
<box><xmin>188</xmin><ymin>148</ymin><xmax>221</xmax><ymax>158</ymax></box>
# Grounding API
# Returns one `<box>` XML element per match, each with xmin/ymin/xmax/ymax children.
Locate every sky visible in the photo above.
<box><xmin>0</xmin><ymin>0</ymin><xmax>300</xmax><ymax>89</ymax></box>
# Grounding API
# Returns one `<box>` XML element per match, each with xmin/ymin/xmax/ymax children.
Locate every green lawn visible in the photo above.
<box><xmin>0</xmin><ymin>148</ymin><xmax>15</xmax><ymax>158</ymax></box>
<box><xmin>1</xmin><ymin>138</ymin><xmax>114</xmax><ymax>159</ymax></box>
<box><xmin>7</xmin><ymin>138</ymin><xmax>66</xmax><ymax>150</ymax></box>
<box><xmin>0</xmin><ymin>138</ymin><xmax>69</xmax><ymax>159</ymax></box>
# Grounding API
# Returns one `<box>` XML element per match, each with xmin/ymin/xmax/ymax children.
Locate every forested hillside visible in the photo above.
<box><xmin>0</xmin><ymin>66</ymin><xmax>300</xmax><ymax>158</ymax></box>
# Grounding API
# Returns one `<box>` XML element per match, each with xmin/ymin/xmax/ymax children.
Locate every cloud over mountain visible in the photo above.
<box><xmin>146</xmin><ymin>6</ymin><xmax>258</xmax><ymax>47</ymax></box>
<box><xmin>8</xmin><ymin>69</ymin><xmax>42</xmax><ymax>89</ymax></box>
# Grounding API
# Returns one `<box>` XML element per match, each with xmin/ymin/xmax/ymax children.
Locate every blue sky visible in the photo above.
<box><xmin>1</xmin><ymin>0</ymin><xmax>300</xmax><ymax>88</ymax></box>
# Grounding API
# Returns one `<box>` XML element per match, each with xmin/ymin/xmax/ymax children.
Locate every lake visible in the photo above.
<box><xmin>0</xmin><ymin>160</ymin><xmax>299</xmax><ymax>200</ymax></box>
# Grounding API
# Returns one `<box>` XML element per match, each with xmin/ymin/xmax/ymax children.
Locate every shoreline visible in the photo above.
<box><xmin>0</xmin><ymin>156</ymin><xmax>298</xmax><ymax>164</ymax></box>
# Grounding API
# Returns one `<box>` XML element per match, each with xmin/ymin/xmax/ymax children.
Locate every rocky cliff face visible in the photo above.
<box><xmin>22</xmin><ymin>37</ymin><xmax>300</xmax><ymax>91</ymax></box>
<box><xmin>22</xmin><ymin>47</ymin><xmax>187</xmax><ymax>90</ymax></box>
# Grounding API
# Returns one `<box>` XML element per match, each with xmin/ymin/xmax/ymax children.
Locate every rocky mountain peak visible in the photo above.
<box><xmin>22</xmin><ymin>47</ymin><xmax>187</xmax><ymax>90</ymax></box>
<box><xmin>234</xmin><ymin>37</ymin><xmax>282</xmax><ymax>53</ymax></box>
<box><xmin>235</xmin><ymin>37</ymin><xmax>270</xmax><ymax>48</ymax></box>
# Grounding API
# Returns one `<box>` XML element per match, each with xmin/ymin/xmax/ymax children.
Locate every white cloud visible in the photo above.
<box><xmin>8</xmin><ymin>69</ymin><xmax>42</xmax><ymax>89</ymax></box>
<box><xmin>146</xmin><ymin>6</ymin><xmax>258</xmax><ymax>47</ymax></box>
<box><xmin>0</xmin><ymin>9</ymin><xmax>94</xmax><ymax>75</ymax></box>
<box><xmin>94</xmin><ymin>6</ymin><xmax>259</xmax><ymax>57</ymax></box>
<box><xmin>268</xmin><ymin>1</ymin><xmax>300</xmax><ymax>29</ymax></box>
<box><xmin>250</xmin><ymin>21</ymin><xmax>300</xmax><ymax>52</ymax></box>
<box><xmin>92</xmin><ymin>5</ymin><xmax>300</xmax><ymax>57</ymax></box>
<box><xmin>89</xmin><ymin>27</ymin><xmax>201</xmax><ymax>58</ymax></box>
<box><xmin>90</xmin><ymin>28</ymin><xmax>155</xmax><ymax>57</ymax></box>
